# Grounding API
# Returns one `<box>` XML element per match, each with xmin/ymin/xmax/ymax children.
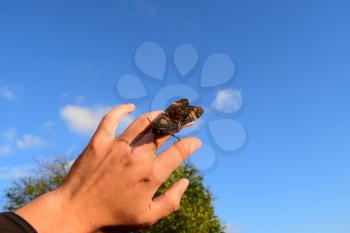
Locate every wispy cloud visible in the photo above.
<box><xmin>42</xmin><ymin>121</ymin><xmax>56</xmax><ymax>131</ymax></box>
<box><xmin>0</xmin><ymin>80</ymin><xmax>23</xmax><ymax>101</ymax></box>
<box><xmin>0</xmin><ymin>165</ymin><xmax>33</xmax><ymax>180</ymax></box>
<box><xmin>16</xmin><ymin>134</ymin><xmax>46</xmax><ymax>149</ymax></box>
<box><xmin>0</xmin><ymin>85</ymin><xmax>16</xmax><ymax>100</ymax></box>
<box><xmin>0</xmin><ymin>128</ymin><xmax>16</xmax><ymax>156</ymax></box>
<box><xmin>114</xmin><ymin>0</ymin><xmax>157</xmax><ymax>17</ymax></box>
<box><xmin>2</xmin><ymin>127</ymin><xmax>17</xmax><ymax>140</ymax></box>
<box><xmin>132</xmin><ymin>0</ymin><xmax>156</xmax><ymax>17</ymax></box>
<box><xmin>0</xmin><ymin>128</ymin><xmax>46</xmax><ymax>155</ymax></box>
<box><xmin>66</xmin><ymin>144</ymin><xmax>78</xmax><ymax>157</ymax></box>
<box><xmin>226</xmin><ymin>224</ymin><xmax>239</xmax><ymax>233</ymax></box>
<box><xmin>75</xmin><ymin>95</ymin><xmax>86</xmax><ymax>104</ymax></box>
<box><xmin>211</xmin><ymin>88</ymin><xmax>243</xmax><ymax>113</ymax></box>
<box><xmin>0</xmin><ymin>144</ymin><xmax>12</xmax><ymax>157</ymax></box>
<box><xmin>60</xmin><ymin>104</ymin><xmax>135</xmax><ymax>136</ymax></box>
<box><xmin>60</xmin><ymin>105</ymin><xmax>111</xmax><ymax>135</ymax></box>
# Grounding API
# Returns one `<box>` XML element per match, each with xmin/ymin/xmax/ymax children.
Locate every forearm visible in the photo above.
<box><xmin>15</xmin><ymin>189</ymin><xmax>95</xmax><ymax>233</ymax></box>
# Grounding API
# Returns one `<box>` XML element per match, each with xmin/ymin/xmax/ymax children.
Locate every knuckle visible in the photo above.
<box><xmin>89</xmin><ymin>138</ymin><xmax>100</xmax><ymax>151</ymax></box>
<box><xmin>173</xmin><ymin>141</ymin><xmax>187</xmax><ymax>159</ymax></box>
<box><xmin>124</xmin><ymin>150</ymin><xmax>153</xmax><ymax>166</ymax></box>
<box><xmin>148</xmin><ymin>171</ymin><xmax>163</xmax><ymax>187</ymax></box>
<box><xmin>149</xmin><ymin>161</ymin><xmax>167</xmax><ymax>185</ymax></box>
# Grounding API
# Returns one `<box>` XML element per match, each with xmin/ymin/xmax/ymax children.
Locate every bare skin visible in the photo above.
<box><xmin>15</xmin><ymin>103</ymin><xmax>201</xmax><ymax>233</ymax></box>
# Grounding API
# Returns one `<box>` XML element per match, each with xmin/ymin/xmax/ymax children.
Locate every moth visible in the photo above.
<box><xmin>149</xmin><ymin>98</ymin><xmax>204</xmax><ymax>141</ymax></box>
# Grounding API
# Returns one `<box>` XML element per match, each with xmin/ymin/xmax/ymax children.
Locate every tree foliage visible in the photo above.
<box><xmin>3</xmin><ymin>156</ymin><xmax>225</xmax><ymax>233</ymax></box>
<box><xmin>3</xmin><ymin>156</ymin><xmax>70</xmax><ymax>211</ymax></box>
<box><xmin>141</xmin><ymin>164</ymin><xmax>225</xmax><ymax>233</ymax></box>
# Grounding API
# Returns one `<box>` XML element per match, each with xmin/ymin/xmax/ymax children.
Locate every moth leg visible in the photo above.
<box><xmin>171</xmin><ymin>134</ymin><xmax>181</xmax><ymax>141</ymax></box>
<box><xmin>146</xmin><ymin>116</ymin><xmax>161</xmax><ymax>149</ymax></box>
<box><xmin>146</xmin><ymin>116</ymin><xmax>154</xmax><ymax>127</ymax></box>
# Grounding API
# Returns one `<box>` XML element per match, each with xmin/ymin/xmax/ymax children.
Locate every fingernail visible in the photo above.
<box><xmin>182</xmin><ymin>178</ymin><xmax>190</xmax><ymax>188</ymax></box>
<box><xmin>128</xmin><ymin>103</ymin><xmax>135</xmax><ymax>109</ymax></box>
<box><xmin>176</xmin><ymin>178</ymin><xmax>189</xmax><ymax>191</ymax></box>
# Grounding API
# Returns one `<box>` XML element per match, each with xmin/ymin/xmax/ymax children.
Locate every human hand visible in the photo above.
<box><xmin>16</xmin><ymin>103</ymin><xmax>201</xmax><ymax>233</ymax></box>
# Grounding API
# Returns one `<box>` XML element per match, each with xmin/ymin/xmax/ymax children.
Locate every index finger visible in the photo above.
<box><xmin>118</xmin><ymin>110</ymin><xmax>163</xmax><ymax>144</ymax></box>
<box><xmin>129</xmin><ymin>115</ymin><xmax>197</xmax><ymax>153</ymax></box>
<box><xmin>94</xmin><ymin>103</ymin><xmax>135</xmax><ymax>140</ymax></box>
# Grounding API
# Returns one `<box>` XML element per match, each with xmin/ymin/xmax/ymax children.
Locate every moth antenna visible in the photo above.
<box><xmin>171</xmin><ymin>134</ymin><xmax>181</xmax><ymax>141</ymax></box>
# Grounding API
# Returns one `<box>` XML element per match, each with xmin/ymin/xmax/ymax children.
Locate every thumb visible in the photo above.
<box><xmin>149</xmin><ymin>178</ymin><xmax>189</xmax><ymax>221</ymax></box>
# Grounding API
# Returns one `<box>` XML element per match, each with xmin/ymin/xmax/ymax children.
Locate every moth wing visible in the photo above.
<box><xmin>182</xmin><ymin>106</ymin><xmax>204</xmax><ymax>125</ymax></box>
<box><xmin>163</xmin><ymin>98</ymin><xmax>189</xmax><ymax>121</ymax></box>
<box><xmin>168</xmin><ymin>98</ymin><xmax>189</xmax><ymax>108</ymax></box>
<box><xmin>152</xmin><ymin>115</ymin><xmax>181</xmax><ymax>135</ymax></box>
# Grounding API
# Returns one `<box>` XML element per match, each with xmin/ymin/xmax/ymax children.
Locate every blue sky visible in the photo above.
<box><xmin>1</xmin><ymin>0</ymin><xmax>350</xmax><ymax>232</ymax></box>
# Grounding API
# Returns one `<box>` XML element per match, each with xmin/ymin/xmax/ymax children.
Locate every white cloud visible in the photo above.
<box><xmin>1</xmin><ymin>129</ymin><xmax>46</xmax><ymax>154</ymax></box>
<box><xmin>0</xmin><ymin>144</ymin><xmax>12</xmax><ymax>156</ymax></box>
<box><xmin>211</xmin><ymin>88</ymin><xmax>243</xmax><ymax>113</ymax></box>
<box><xmin>0</xmin><ymin>85</ymin><xmax>16</xmax><ymax>100</ymax></box>
<box><xmin>60</xmin><ymin>104</ymin><xmax>135</xmax><ymax>136</ymax></box>
<box><xmin>0</xmin><ymin>165</ymin><xmax>33</xmax><ymax>180</ymax></box>
<box><xmin>16</xmin><ymin>134</ymin><xmax>45</xmax><ymax>149</ymax></box>
<box><xmin>60</xmin><ymin>105</ymin><xmax>111</xmax><ymax>135</ymax></box>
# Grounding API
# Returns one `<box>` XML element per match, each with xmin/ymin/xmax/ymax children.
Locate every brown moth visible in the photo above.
<box><xmin>149</xmin><ymin>98</ymin><xmax>204</xmax><ymax>140</ymax></box>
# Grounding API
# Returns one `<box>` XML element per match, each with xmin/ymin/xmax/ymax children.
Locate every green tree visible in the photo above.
<box><xmin>3</xmin><ymin>156</ymin><xmax>70</xmax><ymax>212</ymax></box>
<box><xmin>3</xmin><ymin>156</ymin><xmax>225</xmax><ymax>233</ymax></box>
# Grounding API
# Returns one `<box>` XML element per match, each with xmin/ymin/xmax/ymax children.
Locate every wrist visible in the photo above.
<box><xmin>15</xmin><ymin>188</ymin><xmax>96</xmax><ymax>233</ymax></box>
